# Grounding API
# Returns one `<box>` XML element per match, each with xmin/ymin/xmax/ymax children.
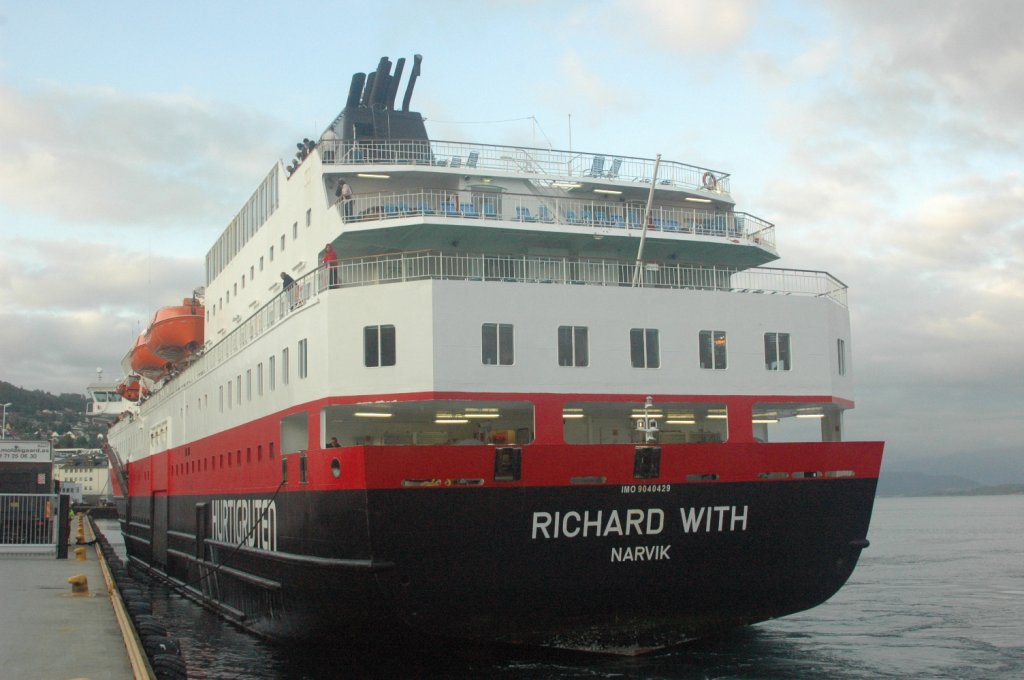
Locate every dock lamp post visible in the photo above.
<box><xmin>1</xmin><ymin>403</ymin><xmax>10</xmax><ymax>439</ymax></box>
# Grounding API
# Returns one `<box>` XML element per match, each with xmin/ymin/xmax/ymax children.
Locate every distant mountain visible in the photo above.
<box><xmin>884</xmin><ymin>447</ymin><xmax>1023</xmax><ymax>487</ymax></box>
<box><xmin>875</xmin><ymin>470</ymin><xmax>983</xmax><ymax>497</ymax></box>
<box><xmin>0</xmin><ymin>379</ymin><xmax>102</xmax><ymax>447</ymax></box>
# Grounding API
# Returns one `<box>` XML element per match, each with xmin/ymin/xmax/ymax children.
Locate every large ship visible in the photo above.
<box><xmin>98</xmin><ymin>55</ymin><xmax>884</xmax><ymax>654</ymax></box>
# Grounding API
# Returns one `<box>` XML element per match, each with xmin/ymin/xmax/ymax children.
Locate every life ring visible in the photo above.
<box><xmin>701</xmin><ymin>172</ymin><xmax>717</xmax><ymax>191</ymax></box>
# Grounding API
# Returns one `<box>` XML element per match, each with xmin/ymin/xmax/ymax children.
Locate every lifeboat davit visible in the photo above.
<box><xmin>128</xmin><ymin>332</ymin><xmax>170</xmax><ymax>381</ymax></box>
<box><xmin>145</xmin><ymin>297</ymin><xmax>205</xmax><ymax>362</ymax></box>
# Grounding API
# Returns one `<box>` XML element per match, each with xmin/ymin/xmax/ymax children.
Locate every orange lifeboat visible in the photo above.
<box><xmin>129</xmin><ymin>332</ymin><xmax>169</xmax><ymax>381</ymax></box>
<box><xmin>145</xmin><ymin>297</ymin><xmax>205</xmax><ymax>362</ymax></box>
<box><xmin>115</xmin><ymin>376</ymin><xmax>149</xmax><ymax>402</ymax></box>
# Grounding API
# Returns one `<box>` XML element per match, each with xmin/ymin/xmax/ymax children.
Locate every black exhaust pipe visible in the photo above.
<box><xmin>368</xmin><ymin>56</ymin><xmax>392</xmax><ymax>109</ymax></box>
<box><xmin>385</xmin><ymin>57</ymin><xmax>405</xmax><ymax>111</ymax></box>
<box><xmin>346</xmin><ymin>72</ymin><xmax>366</xmax><ymax>109</ymax></box>
<box><xmin>401</xmin><ymin>54</ymin><xmax>422</xmax><ymax>112</ymax></box>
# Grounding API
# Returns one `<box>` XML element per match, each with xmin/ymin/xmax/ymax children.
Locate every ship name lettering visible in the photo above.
<box><xmin>679</xmin><ymin>505</ymin><xmax>748</xmax><ymax>533</ymax></box>
<box><xmin>610</xmin><ymin>544</ymin><xmax>671</xmax><ymax>562</ymax></box>
<box><xmin>531</xmin><ymin>508</ymin><xmax>665</xmax><ymax>539</ymax></box>
<box><xmin>210</xmin><ymin>498</ymin><xmax>278</xmax><ymax>551</ymax></box>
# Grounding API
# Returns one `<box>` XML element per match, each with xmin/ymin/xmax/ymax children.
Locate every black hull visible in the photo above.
<box><xmin>121</xmin><ymin>477</ymin><xmax>877</xmax><ymax>653</ymax></box>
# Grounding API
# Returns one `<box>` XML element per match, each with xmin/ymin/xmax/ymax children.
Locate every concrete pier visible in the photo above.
<box><xmin>0</xmin><ymin>518</ymin><xmax>145</xmax><ymax>679</ymax></box>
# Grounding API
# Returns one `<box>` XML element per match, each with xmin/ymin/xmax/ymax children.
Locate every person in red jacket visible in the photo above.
<box><xmin>322</xmin><ymin>243</ymin><xmax>339</xmax><ymax>288</ymax></box>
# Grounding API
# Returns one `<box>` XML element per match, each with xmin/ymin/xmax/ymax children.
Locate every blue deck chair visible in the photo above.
<box><xmin>565</xmin><ymin>210</ymin><xmax>580</xmax><ymax>225</ymax></box>
<box><xmin>588</xmin><ymin>156</ymin><xmax>605</xmax><ymax>176</ymax></box>
<box><xmin>443</xmin><ymin>202</ymin><xmax>460</xmax><ymax>217</ymax></box>
<box><xmin>537</xmin><ymin>206</ymin><xmax>555</xmax><ymax>223</ymax></box>
<box><xmin>582</xmin><ymin>210</ymin><xmax>594</xmax><ymax>225</ymax></box>
<box><xmin>384</xmin><ymin>204</ymin><xmax>399</xmax><ymax>217</ymax></box>
<box><xmin>397</xmin><ymin>202</ymin><xmax>413</xmax><ymax>216</ymax></box>
<box><xmin>516</xmin><ymin>207</ymin><xmax>537</xmax><ymax>222</ymax></box>
<box><xmin>606</xmin><ymin>158</ymin><xmax>622</xmax><ymax>178</ymax></box>
<box><xmin>594</xmin><ymin>209</ymin><xmax>609</xmax><ymax>226</ymax></box>
<box><xmin>483</xmin><ymin>203</ymin><xmax>497</xmax><ymax>219</ymax></box>
<box><xmin>611</xmin><ymin>214</ymin><xmax>626</xmax><ymax>228</ymax></box>
<box><xmin>461</xmin><ymin>203</ymin><xmax>480</xmax><ymax>218</ymax></box>
<box><xmin>417</xmin><ymin>201</ymin><xmax>435</xmax><ymax>215</ymax></box>
<box><xmin>466</xmin><ymin>151</ymin><xmax>479</xmax><ymax>168</ymax></box>
<box><xmin>449</xmin><ymin>156</ymin><xmax>462</xmax><ymax>168</ymax></box>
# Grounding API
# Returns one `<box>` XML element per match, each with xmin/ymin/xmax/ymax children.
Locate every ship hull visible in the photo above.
<box><xmin>120</xmin><ymin>448</ymin><xmax>880</xmax><ymax>653</ymax></box>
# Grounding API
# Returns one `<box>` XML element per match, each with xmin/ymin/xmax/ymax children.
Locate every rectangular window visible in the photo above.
<box><xmin>219</xmin><ymin>386</ymin><xmax>223</xmax><ymax>412</ymax></box>
<box><xmin>250</xmin><ymin>265</ymin><xmax>254</xmax><ymax>281</ymax></box>
<box><xmin>282</xmin><ymin>347</ymin><xmax>290</xmax><ymax>385</ymax></box>
<box><xmin>226</xmin><ymin>381</ymin><xmax>232</xmax><ymax>409</ymax></box>
<box><xmin>246</xmin><ymin>369</ymin><xmax>252</xmax><ymax>400</ymax></box>
<box><xmin>699</xmin><ymin>330</ymin><xmax>728</xmax><ymax>370</ymax></box>
<box><xmin>259</xmin><ymin>256</ymin><xmax>264</xmax><ymax>271</ymax></box>
<box><xmin>837</xmin><ymin>338</ymin><xmax>847</xmax><ymax>375</ymax></box>
<box><xmin>293</xmin><ymin>221</ymin><xmax>298</xmax><ymax>239</ymax></box>
<box><xmin>306</xmin><ymin>208</ymin><xmax>312</xmax><ymax>227</ymax></box>
<box><xmin>629</xmin><ymin>328</ymin><xmax>660</xmax><ymax>368</ymax></box>
<box><xmin>298</xmin><ymin>338</ymin><xmax>308</xmax><ymax>378</ymax></box>
<box><xmin>269</xmin><ymin>355</ymin><xmax>276</xmax><ymax>390</ymax></box>
<box><xmin>482</xmin><ymin>323</ymin><xmax>514</xmax><ymax>365</ymax></box>
<box><xmin>280</xmin><ymin>234</ymin><xmax>286</xmax><ymax>252</ymax></box>
<box><xmin>363</xmin><ymin>325</ymin><xmax>396</xmax><ymax>367</ymax></box>
<box><xmin>257</xmin><ymin>362</ymin><xmax>264</xmax><ymax>396</ymax></box>
<box><xmin>764</xmin><ymin>332</ymin><xmax>791</xmax><ymax>370</ymax></box>
<box><xmin>270</xmin><ymin>245</ymin><xmax>274</xmax><ymax>262</ymax></box>
<box><xmin>557</xmin><ymin>326</ymin><xmax>589</xmax><ymax>366</ymax></box>
<box><xmin>236</xmin><ymin>375</ymin><xmax>242</xmax><ymax>404</ymax></box>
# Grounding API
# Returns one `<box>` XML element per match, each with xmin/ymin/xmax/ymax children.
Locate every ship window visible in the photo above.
<box><xmin>234</xmin><ymin>283</ymin><xmax>237</xmax><ymax>296</ymax></box>
<box><xmin>293</xmin><ymin>221</ymin><xmax>298</xmax><ymax>239</ymax></box>
<box><xmin>630</xmin><ymin>328</ymin><xmax>660</xmax><ymax>368</ymax></box>
<box><xmin>246</xmin><ymin>370</ymin><xmax>252</xmax><ymax>400</ymax></box>
<box><xmin>281</xmin><ymin>457</ymin><xmax>288</xmax><ymax>484</ymax></box>
<box><xmin>281</xmin><ymin>412</ymin><xmax>308</xmax><ymax>454</ymax></box>
<box><xmin>699</xmin><ymin>330</ymin><xmax>728</xmax><ymax>370</ymax></box>
<box><xmin>280</xmin><ymin>234</ymin><xmax>286</xmax><ymax>252</ymax></box>
<box><xmin>364</xmin><ymin>325</ymin><xmax>396</xmax><ymax>367</ymax></box>
<box><xmin>563</xmin><ymin>401</ymin><xmax>728</xmax><ymax>444</ymax></box>
<box><xmin>764</xmin><ymin>332</ymin><xmax>791</xmax><ymax>371</ymax></box>
<box><xmin>270</xmin><ymin>246</ymin><xmax>274</xmax><ymax>262</ymax></box>
<box><xmin>482</xmin><ymin>323</ymin><xmax>514</xmax><ymax>365</ymax></box>
<box><xmin>250</xmin><ymin>265</ymin><xmax>254</xmax><ymax>281</ymax></box>
<box><xmin>752</xmin><ymin>402</ymin><xmax>843</xmax><ymax>443</ymax></box>
<box><xmin>269</xmin><ymin>355</ymin><xmax>276</xmax><ymax>390</ymax></box>
<box><xmin>837</xmin><ymin>338</ymin><xmax>847</xmax><ymax>375</ymax></box>
<box><xmin>236</xmin><ymin>375</ymin><xmax>242</xmax><ymax>405</ymax></box>
<box><xmin>226</xmin><ymin>382</ymin><xmax>232</xmax><ymax>409</ymax></box>
<box><xmin>557</xmin><ymin>326</ymin><xmax>589</xmax><ymax>367</ymax></box>
<box><xmin>257</xmin><ymin>362</ymin><xmax>264</xmax><ymax>396</ymax></box>
<box><xmin>282</xmin><ymin>347</ymin><xmax>290</xmax><ymax>385</ymax></box>
<box><xmin>306</xmin><ymin>208</ymin><xmax>311</xmax><ymax>227</ymax></box>
<box><xmin>321</xmin><ymin>399</ymin><xmax>534</xmax><ymax>447</ymax></box>
<box><xmin>299</xmin><ymin>455</ymin><xmax>308</xmax><ymax>484</ymax></box>
<box><xmin>259</xmin><ymin>256</ymin><xmax>264</xmax><ymax>272</ymax></box>
<box><xmin>241</xmin><ymin>275</ymin><xmax>245</xmax><ymax>290</ymax></box>
<box><xmin>298</xmin><ymin>338</ymin><xmax>308</xmax><ymax>378</ymax></box>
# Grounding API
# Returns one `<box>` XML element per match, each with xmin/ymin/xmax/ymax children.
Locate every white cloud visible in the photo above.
<box><xmin>0</xmin><ymin>85</ymin><xmax>287</xmax><ymax>228</ymax></box>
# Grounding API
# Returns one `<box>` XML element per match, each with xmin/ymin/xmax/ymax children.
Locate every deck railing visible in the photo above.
<box><xmin>334</xmin><ymin>188</ymin><xmax>774</xmax><ymax>248</ymax></box>
<box><xmin>318</xmin><ymin>139</ymin><xmax>732</xmax><ymax>195</ymax></box>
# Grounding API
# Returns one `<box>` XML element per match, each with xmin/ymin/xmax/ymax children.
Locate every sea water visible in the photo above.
<box><xmin>100</xmin><ymin>494</ymin><xmax>1024</xmax><ymax>679</ymax></box>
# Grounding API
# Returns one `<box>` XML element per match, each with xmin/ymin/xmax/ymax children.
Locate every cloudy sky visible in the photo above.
<box><xmin>0</xmin><ymin>1</ymin><xmax>1020</xmax><ymax>464</ymax></box>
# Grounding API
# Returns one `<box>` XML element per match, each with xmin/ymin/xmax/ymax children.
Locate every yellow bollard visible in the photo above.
<box><xmin>74</xmin><ymin>547</ymin><xmax>87</xmax><ymax>561</ymax></box>
<box><xmin>68</xmin><ymin>574</ymin><xmax>89</xmax><ymax>595</ymax></box>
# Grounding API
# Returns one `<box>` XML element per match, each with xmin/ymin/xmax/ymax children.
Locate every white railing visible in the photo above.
<box><xmin>0</xmin><ymin>494</ymin><xmax>58</xmax><ymax>551</ymax></box>
<box><xmin>334</xmin><ymin>188</ymin><xmax>774</xmax><ymax>248</ymax></box>
<box><xmin>318</xmin><ymin>139</ymin><xmax>732</xmax><ymax>195</ymax></box>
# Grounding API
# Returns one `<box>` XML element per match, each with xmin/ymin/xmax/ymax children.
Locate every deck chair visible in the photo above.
<box><xmin>588</xmin><ymin>156</ymin><xmax>605</xmax><ymax>176</ymax></box>
<box><xmin>467</xmin><ymin>151</ymin><xmax>479</xmax><ymax>168</ymax></box>
<box><xmin>461</xmin><ymin>203</ymin><xmax>480</xmax><ymax>218</ymax></box>
<box><xmin>449</xmin><ymin>156</ymin><xmax>462</xmax><ymax>168</ymax></box>
<box><xmin>606</xmin><ymin>158</ymin><xmax>622</xmax><ymax>178</ymax></box>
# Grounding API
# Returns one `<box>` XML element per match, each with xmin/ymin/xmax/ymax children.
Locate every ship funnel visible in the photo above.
<box><xmin>401</xmin><ymin>54</ymin><xmax>422</xmax><ymax>112</ymax></box>
<box><xmin>346</xmin><ymin>72</ymin><xmax>366</xmax><ymax>109</ymax></box>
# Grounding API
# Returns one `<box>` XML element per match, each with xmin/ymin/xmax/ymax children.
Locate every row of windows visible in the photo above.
<box><xmin>173</xmin><ymin>441</ymin><xmax>276</xmax><ymax>477</ymax></box>
<box><xmin>363</xmin><ymin>325</ymin><xmax>843</xmax><ymax>373</ymax></box>
<box><xmin>214</xmin><ymin>339</ymin><xmax>309</xmax><ymax>413</ymax></box>
<box><xmin>209</xmin><ymin>208</ymin><xmax>314</xmax><ymax>322</ymax></box>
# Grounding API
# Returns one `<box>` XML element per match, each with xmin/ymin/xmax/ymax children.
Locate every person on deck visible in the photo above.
<box><xmin>322</xmin><ymin>243</ymin><xmax>339</xmax><ymax>288</ymax></box>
